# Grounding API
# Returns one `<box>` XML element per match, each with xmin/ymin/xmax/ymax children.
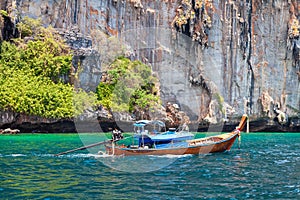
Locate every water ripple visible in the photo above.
<box><xmin>1</xmin><ymin>133</ymin><xmax>300</xmax><ymax>199</ymax></box>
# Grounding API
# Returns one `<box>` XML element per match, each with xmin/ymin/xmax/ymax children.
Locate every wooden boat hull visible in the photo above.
<box><xmin>105</xmin><ymin>132</ymin><xmax>239</xmax><ymax>156</ymax></box>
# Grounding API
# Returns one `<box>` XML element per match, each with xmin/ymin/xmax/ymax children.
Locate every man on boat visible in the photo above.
<box><xmin>112</xmin><ymin>128</ymin><xmax>123</xmax><ymax>141</ymax></box>
<box><xmin>182</xmin><ymin>123</ymin><xmax>189</xmax><ymax>132</ymax></box>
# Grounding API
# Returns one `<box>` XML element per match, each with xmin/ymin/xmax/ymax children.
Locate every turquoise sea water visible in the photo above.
<box><xmin>0</xmin><ymin>133</ymin><xmax>300</xmax><ymax>199</ymax></box>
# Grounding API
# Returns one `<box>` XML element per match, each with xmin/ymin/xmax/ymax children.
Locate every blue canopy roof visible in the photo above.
<box><xmin>133</xmin><ymin>120</ymin><xmax>165</xmax><ymax>127</ymax></box>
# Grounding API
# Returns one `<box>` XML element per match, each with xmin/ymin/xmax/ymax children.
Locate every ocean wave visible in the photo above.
<box><xmin>274</xmin><ymin>159</ymin><xmax>291</xmax><ymax>165</ymax></box>
<box><xmin>7</xmin><ymin>154</ymin><xmax>27</xmax><ymax>157</ymax></box>
<box><xmin>63</xmin><ymin>153</ymin><xmax>113</xmax><ymax>158</ymax></box>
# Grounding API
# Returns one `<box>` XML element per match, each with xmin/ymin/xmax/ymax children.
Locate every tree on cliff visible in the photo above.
<box><xmin>96</xmin><ymin>57</ymin><xmax>160</xmax><ymax>119</ymax></box>
<box><xmin>0</xmin><ymin>14</ymin><xmax>96</xmax><ymax>119</ymax></box>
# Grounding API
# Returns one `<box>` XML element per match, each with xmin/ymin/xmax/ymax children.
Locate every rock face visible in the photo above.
<box><xmin>1</xmin><ymin>0</ymin><xmax>300</xmax><ymax>131</ymax></box>
<box><xmin>56</xmin><ymin>26</ymin><xmax>101</xmax><ymax>91</ymax></box>
<box><xmin>0</xmin><ymin>111</ymin><xmax>76</xmax><ymax>133</ymax></box>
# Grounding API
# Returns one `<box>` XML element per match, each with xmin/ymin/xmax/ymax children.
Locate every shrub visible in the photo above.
<box><xmin>0</xmin><ymin>17</ymin><xmax>96</xmax><ymax>118</ymax></box>
<box><xmin>96</xmin><ymin>57</ymin><xmax>159</xmax><ymax>113</ymax></box>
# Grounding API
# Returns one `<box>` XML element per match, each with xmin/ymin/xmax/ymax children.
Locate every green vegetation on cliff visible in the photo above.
<box><xmin>96</xmin><ymin>57</ymin><xmax>159</xmax><ymax>113</ymax></box>
<box><xmin>0</xmin><ymin>15</ymin><xmax>96</xmax><ymax>118</ymax></box>
<box><xmin>0</xmin><ymin>14</ymin><xmax>159</xmax><ymax>119</ymax></box>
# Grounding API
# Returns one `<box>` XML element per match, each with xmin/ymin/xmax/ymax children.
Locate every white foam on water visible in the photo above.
<box><xmin>0</xmin><ymin>154</ymin><xmax>28</xmax><ymax>157</ymax></box>
<box><xmin>10</xmin><ymin>154</ymin><xmax>27</xmax><ymax>157</ymax></box>
<box><xmin>87</xmin><ymin>153</ymin><xmax>114</xmax><ymax>158</ymax></box>
<box><xmin>274</xmin><ymin>159</ymin><xmax>290</xmax><ymax>165</ymax></box>
<box><xmin>63</xmin><ymin>153</ymin><xmax>113</xmax><ymax>158</ymax></box>
<box><xmin>38</xmin><ymin>154</ymin><xmax>57</xmax><ymax>157</ymax></box>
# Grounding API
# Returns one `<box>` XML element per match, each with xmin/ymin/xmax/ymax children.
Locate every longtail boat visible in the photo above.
<box><xmin>105</xmin><ymin>114</ymin><xmax>248</xmax><ymax>156</ymax></box>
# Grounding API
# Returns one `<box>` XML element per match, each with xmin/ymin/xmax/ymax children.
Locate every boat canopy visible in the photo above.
<box><xmin>133</xmin><ymin>120</ymin><xmax>165</xmax><ymax>127</ymax></box>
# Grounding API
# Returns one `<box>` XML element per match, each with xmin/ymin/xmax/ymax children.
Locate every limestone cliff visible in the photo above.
<box><xmin>1</xmin><ymin>0</ymin><xmax>300</xmax><ymax>131</ymax></box>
